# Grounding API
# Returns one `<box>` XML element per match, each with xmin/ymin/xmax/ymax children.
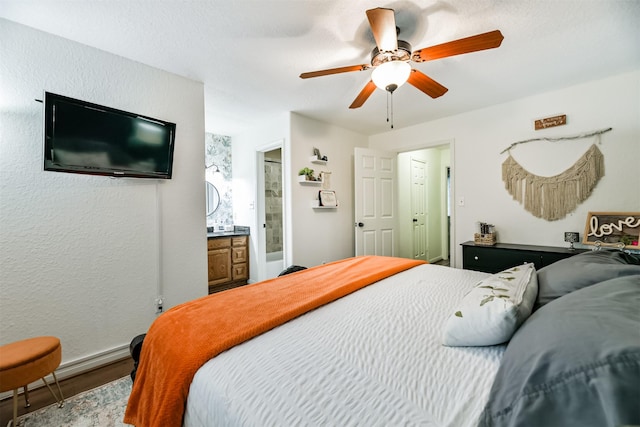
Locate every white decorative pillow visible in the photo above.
<box><xmin>443</xmin><ymin>263</ymin><xmax>538</xmax><ymax>347</ymax></box>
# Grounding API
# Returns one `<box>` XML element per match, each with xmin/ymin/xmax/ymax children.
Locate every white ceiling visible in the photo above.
<box><xmin>1</xmin><ymin>0</ymin><xmax>639</xmax><ymax>136</ymax></box>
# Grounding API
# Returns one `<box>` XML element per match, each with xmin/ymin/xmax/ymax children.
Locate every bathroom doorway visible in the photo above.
<box><xmin>262</xmin><ymin>147</ymin><xmax>285</xmax><ymax>278</ymax></box>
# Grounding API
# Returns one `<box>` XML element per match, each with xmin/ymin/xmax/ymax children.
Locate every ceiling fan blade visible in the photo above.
<box><xmin>349</xmin><ymin>81</ymin><xmax>377</xmax><ymax>109</ymax></box>
<box><xmin>366</xmin><ymin>8</ymin><xmax>398</xmax><ymax>52</ymax></box>
<box><xmin>300</xmin><ymin>64</ymin><xmax>371</xmax><ymax>79</ymax></box>
<box><xmin>412</xmin><ymin>30</ymin><xmax>504</xmax><ymax>63</ymax></box>
<box><xmin>407</xmin><ymin>69</ymin><xmax>448</xmax><ymax>98</ymax></box>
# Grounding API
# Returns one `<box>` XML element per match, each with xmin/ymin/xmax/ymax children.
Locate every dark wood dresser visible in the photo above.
<box><xmin>461</xmin><ymin>241</ymin><xmax>587</xmax><ymax>273</ymax></box>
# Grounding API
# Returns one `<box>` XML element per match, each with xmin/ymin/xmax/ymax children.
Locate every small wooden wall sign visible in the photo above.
<box><xmin>534</xmin><ymin>114</ymin><xmax>567</xmax><ymax>130</ymax></box>
<box><xmin>583</xmin><ymin>212</ymin><xmax>640</xmax><ymax>250</ymax></box>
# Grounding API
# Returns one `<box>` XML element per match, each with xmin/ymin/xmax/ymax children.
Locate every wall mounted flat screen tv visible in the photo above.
<box><xmin>43</xmin><ymin>92</ymin><xmax>176</xmax><ymax>179</ymax></box>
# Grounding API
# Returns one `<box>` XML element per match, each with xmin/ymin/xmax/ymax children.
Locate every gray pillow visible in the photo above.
<box><xmin>479</xmin><ymin>275</ymin><xmax>640</xmax><ymax>427</ymax></box>
<box><xmin>535</xmin><ymin>250</ymin><xmax>640</xmax><ymax>309</ymax></box>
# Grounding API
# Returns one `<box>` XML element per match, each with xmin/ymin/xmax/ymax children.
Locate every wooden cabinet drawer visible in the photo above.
<box><xmin>232</xmin><ymin>263</ymin><xmax>248</xmax><ymax>281</ymax></box>
<box><xmin>208</xmin><ymin>237</ymin><xmax>231</xmax><ymax>250</ymax></box>
<box><xmin>232</xmin><ymin>236</ymin><xmax>247</xmax><ymax>247</ymax></box>
<box><xmin>232</xmin><ymin>246</ymin><xmax>247</xmax><ymax>263</ymax></box>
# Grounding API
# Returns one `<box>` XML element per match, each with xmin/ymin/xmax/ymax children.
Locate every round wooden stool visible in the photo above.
<box><xmin>0</xmin><ymin>336</ymin><xmax>65</xmax><ymax>426</ymax></box>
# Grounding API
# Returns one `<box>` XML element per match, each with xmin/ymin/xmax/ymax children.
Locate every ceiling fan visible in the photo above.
<box><xmin>300</xmin><ymin>7</ymin><xmax>504</xmax><ymax>109</ymax></box>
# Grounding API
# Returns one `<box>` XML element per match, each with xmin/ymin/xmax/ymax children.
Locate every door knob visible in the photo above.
<box><xmin>356</xmin><ymin>222</ymin><xmax>364</xmax><ymax>227</ymax></box>
<box><xmin>412</xmin><ymin>218</ymin><xmax>418</xmax><ymax>222</ymax></box>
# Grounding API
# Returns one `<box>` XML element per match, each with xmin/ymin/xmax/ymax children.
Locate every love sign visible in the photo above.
<box><xmin>583</xmin><ymin>212</ymin><xmax>640</xmax><ymax>250</ymax></box>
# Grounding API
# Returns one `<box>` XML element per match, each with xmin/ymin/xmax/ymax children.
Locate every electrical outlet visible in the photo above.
<box><xmin>155</xmin><ymin>296</ymin><xmax>164</xmax><ymax>314</ymax></box>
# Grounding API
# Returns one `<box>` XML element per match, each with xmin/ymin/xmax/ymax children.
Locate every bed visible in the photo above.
<box><xmin>124</xmin><ymin>252</ymin><xmax>640</xmax><ymax>427</ymax></box>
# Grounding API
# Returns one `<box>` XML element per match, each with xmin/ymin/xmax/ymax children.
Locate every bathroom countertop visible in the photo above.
<box><xmin>207</xmin><ymin>226</ymin><xmax>250</xmax><ymax>238</ymax></box>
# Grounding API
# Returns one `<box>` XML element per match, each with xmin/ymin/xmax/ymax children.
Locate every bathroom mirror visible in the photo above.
<box><xmin>205</xmin><ymin>181</ymin><xmax>220</xmax><ymax>216</ymax></box>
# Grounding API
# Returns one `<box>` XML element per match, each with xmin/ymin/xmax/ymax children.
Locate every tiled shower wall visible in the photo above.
<box><xmin>265</xmin><ymin>159</ymin><xmax>283</xmax><ymax>254</ymax></box>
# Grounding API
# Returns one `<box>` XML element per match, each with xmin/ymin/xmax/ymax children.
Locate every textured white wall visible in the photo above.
<box><xmin>289</xmin><ymin>113</ymin><xmax>368</xmax><ymax>267</ymax></box>
<box><xmin>231</xmin><ymin>113</ymin><xmax>291</xmax><ymax>282</ymax></box>
<box><xmin>370</xmin><ymin>71</ymin><xmax>640</xmax><ymax>267</ymax></box>
<box><xmin>231</xmin><ymin>112</ymin><xmax>367</xmax><ymax>280</ymax></box>
<box><xmin>0</xmin><ymin>20</ymin><xmax>207</xmax><ymax>366</ymax></box>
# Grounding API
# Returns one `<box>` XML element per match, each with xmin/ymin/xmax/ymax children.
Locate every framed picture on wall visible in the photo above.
<box><xmin>319</xmin><ymin>190</ymin><xmax>337</xmax><ymax>207</ymax></box>
<box><xmin>583</xmin><ymin>211</ymin><xmax>640</xmax><ymax>250</ymax></box>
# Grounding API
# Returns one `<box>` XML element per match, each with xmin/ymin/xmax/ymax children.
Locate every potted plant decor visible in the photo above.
<box><xmin>298</xmin><ymin>167</ymin><xmax>315</xmax><ymax>181</ymax></box>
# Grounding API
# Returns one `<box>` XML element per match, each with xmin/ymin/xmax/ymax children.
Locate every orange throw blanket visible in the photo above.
<box><xmin>124</xmin><ymin>255</ymin><xmax>425</xmax><ymax>426</ymax></box>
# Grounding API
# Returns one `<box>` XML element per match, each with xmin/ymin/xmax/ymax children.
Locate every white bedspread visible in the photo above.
<box><xmin>184</xmin><ymin>264</ymin><xmax>504</xmax><ymax>427</ymax></box>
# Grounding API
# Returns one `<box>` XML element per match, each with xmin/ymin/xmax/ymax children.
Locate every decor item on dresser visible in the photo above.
<box><xmin>474</xmin><ymin>233</ymin><xmax>496</xmax><ymax>246</ymax></box>
<box><xmin>501</xmin><ymin>127</ymin><xmax>611</xmax><ymax>221</ymax></box>
<box><xmin>583</xmin><ymin>211</ymin><xmax>640</xmax><ymax>250</ymax></box>
<box><xmin>474</xmin><ymin>221</ymin><xmax>496</xmax><ymax>245</ymax></box>
<box><xmin>563</xmin><ymin>231</ymin><xmax>579</xmax><ymax>249</ymax></box>
<box><xmin>124</xmin><ymin>254</ymin><xmax>639</xmax><ymax>427</ymax></box>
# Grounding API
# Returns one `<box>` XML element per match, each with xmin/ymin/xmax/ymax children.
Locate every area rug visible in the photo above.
<box><xmin>15</xmin><ymin>376</ymin><xmax>132</xmax><ymax>427</ymax></box>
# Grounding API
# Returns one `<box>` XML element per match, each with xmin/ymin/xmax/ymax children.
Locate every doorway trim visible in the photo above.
<box><xmin>441</xmin><ymin>166</ymin><xmax>451</xmax><ymax>262</ymax></box>
<box><xmin>391</xmin><ymin>139</ymin><xmax>456</xmax><ymax>267</ymax></box>
<box><xmin>255</xmin><ymin>139</ymin><xmax>286</xmax><ymax>281</ymax></box>
<box><xmin>410</xmin><ymin>156</ymin><xmax>428</xmax><ymax>262</ymax></box>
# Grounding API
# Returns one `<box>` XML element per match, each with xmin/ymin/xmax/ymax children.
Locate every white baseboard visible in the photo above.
<box><xmin>0</xmin><ymin>343</ymin><xmax>130</xmax><ymax>400</ymax></box>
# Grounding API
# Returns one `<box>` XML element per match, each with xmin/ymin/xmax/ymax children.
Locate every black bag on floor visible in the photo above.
<box><xmin>129</xmin><ymin>333</ymin><xmax>146</xmax><ymax>381</ymax></box>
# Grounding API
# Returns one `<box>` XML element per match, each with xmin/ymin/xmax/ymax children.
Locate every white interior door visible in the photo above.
<box><xmin>411</xmin><ymin>158</ymin><xmax>428</xmax><ymax>261</ymax></box>
<box><xmin>354</xmin><ymin>147</ymin><xmax>397</xmax><ymax>256</ymax></box>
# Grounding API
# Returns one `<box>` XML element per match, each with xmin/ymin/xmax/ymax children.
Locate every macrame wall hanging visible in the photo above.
<box><xmin>501</xmin><ymin>128</ymin><xmax>611</xmax><ymax>221</ymax></box>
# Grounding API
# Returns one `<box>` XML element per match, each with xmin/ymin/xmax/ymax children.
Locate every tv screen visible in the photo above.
<box><xmin>43</xmin><ymin>92</ymin><xmax>176</xmax><ymax>179</ymax></box>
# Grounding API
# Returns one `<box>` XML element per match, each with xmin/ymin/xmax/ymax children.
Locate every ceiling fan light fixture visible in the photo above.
<box><xmin>371</xmin><ymin>61</ymin><xmax>411</xmax><ymax>92</ymax></box>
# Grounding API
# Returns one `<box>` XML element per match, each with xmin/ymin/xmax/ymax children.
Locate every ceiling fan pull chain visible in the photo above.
<box><xmin>385</xmin><ymin>90</ymin><xmax>394</xmax><ymax>129</ymax></box>
<box><xmin>386</xmin><ymin>91</ymin><xmax>390</xmax><ymax>125</ymax></box>
<box><xmin>390</xmin><ymin>91</ymin><xmax>394</xmax><ymax>129</ymax></box>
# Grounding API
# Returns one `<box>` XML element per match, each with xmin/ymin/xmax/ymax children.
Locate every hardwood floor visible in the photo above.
<box><xmin>0</xmin><ymin>357</ymin><xmax>133</xmax><ymax>426</ymax></box>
